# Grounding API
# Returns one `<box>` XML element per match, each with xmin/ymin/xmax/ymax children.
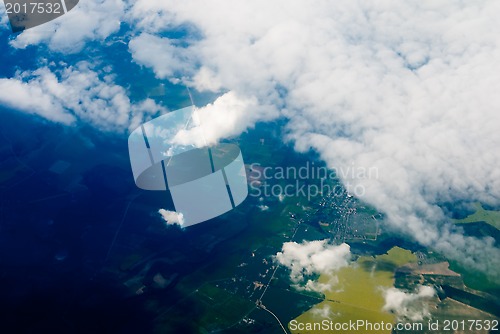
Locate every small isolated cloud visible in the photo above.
<box><xmin>310</xmin><ymin>304</ymin><xmax>333</xmax><ymax>319</ymax></box>
<box><xmin>275</xmin><ymin>240</ymin><xmax>351</xmax><ymax>291</ymax></box>
<box><xmin>383</xmin><ymin>285</ymin><xmax>435</xmax><ymax>321</ymax></box>
<box><xmin>257</xmin><ymin>205</ymin><xmax>269</xmax><ymax>211</ymax></box>
<box><xmin>158</xmin><ymin>209</ymin><xmax>185</xmax><ymax>227</ymax></box>
<box><xmin>304</xmin><ymin>276</ymin><xmax>339</xmax><ymax>293</ymax></box>
<box><xmin>171</xmin><ymin>91</ymin><xmax>278</xmax><ymax>147</ymax></box>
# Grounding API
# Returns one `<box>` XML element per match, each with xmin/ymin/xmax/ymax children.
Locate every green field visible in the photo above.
<box><xmin>454</xmin><ymin>203</ymin><xmax>500</xmax><ymax>230</ymax></box>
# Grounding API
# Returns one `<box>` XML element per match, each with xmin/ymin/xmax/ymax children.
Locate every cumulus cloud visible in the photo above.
<box><xmin>383</xmin><ymin>285</ymin><xmax>435</xmax><ymax>321</ymax></box>
<box><xmin>158</xmin><ymin>208</ymin><xmax>185</xmax><ymax>227</ymax></box>
<box><xmin>0</xmin><ymin>73</ymin><xmax>75</xmax><ymax>124</ymax></box>
<box><xmin>10</xmin><ymin>0</ymin><xmax>125</xmax><ymax>53</ymax></box>
<box><xmin>275</xmin><ymin>240</ymin><xmax>351</xmax><ymax>290</ymax></box>
<box><xmin>125</xmin><ymin>0</ymin><xmax>500</xmax><ymax>280</ymax></box>
<box><xmin>171</xmin><ymin>91</ymin><xmax>278</xmax><ymax>146</ymax></box>
<box><xmin>0</xmin><ymin>61</ymin><xmax>164</xmax><ymax>131</ymax></box>
<box><xmin>303</xmin><ymin>277</ymin><xmax>340</xmax><ymax>293</ymax></box>
<box><xmin>129</xmin><ymin>33</ymin><xmax>196</xmax><ymax>80</ymax></box>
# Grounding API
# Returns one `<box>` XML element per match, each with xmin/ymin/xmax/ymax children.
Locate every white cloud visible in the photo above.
<box><xmin>129</xmin><ymin>33</ymin><xmax>196</xmax><ymax>80</ymax></box>
<box><xmin>257</xmin><ymin>205</ymin><xmax>269</xmax><ymax>212</ymax></box>
<box><xmin>158</xmin><ymin>208</ymin><xmax>185</xmax><ymax>227</ymax></box>
<box><xmin>10</xmin><ymin>0</ymin><xmax>125</xmax><ymax>53</ymax></box>
<box><xmin>303</xmin><ymin>276</ymin><xmax>339</xmax><ymax>293</ymax></box>
<box><xmin>125</xmin><ymin>0</ymin><xmax>500</xmax><ymax>280</ymax></box>
<box><xmin>0</xmin><ymin>62</ymin><xmax>164</xmax><ymax>131</ymax></box>
<box><xmin>383</xmin><ymin>285</ymin><xmax>435</xmax><ymax>321</ymax></box>
<box><xmin>0</xmin><ymin>2</ymin><xmax>9</xmax><ymax>30</ymax></box>
<box><xmin>310</xmin><ymin>304</ymin><xmax>333</xmax><ymax>319</ymax></box>
<box><xmin>275</xmin><ymin>240</ymin><xmax>351</xmax><ymax>288</ymax></box>
<box><xmin>171</xmin><ymin>91</ymin><xmax>278</xmax><ymax>146</ymax></box>
<box><xmin>0</xmin><ymin>75</ymin><xmax>75</xmax><ymax>124</ymax></box>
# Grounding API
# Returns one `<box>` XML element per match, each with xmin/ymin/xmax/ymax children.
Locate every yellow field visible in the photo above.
<box><xmin>290</xmin><ymin>247</ymin><xmax>417</xmax><ymax>333</ymax></box>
